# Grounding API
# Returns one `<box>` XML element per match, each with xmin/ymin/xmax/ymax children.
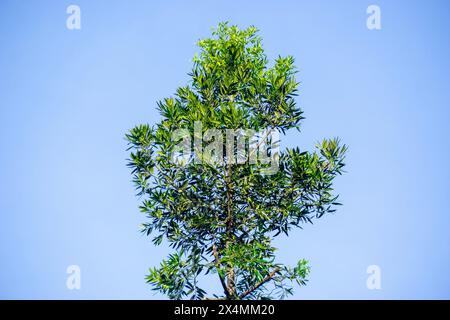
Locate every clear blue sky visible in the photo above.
<box><xmin>1</xmin><ymin>0</ymin><xmax>449</xmax><ymax>299</ymax></box>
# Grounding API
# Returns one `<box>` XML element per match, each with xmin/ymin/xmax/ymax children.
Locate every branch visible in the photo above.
<box><xmin>239</xmin><ymin>267</ymin><xmax>280</xmax><ymax>300</ymax></box>
<box><xmin>212</xmin><ymin>244</ymin><xmax>231</xmax><ymax>299</ymax></box>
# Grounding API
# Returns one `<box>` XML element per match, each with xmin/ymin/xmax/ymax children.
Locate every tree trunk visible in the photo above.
<box><xmin>227</xmin><ymin>268</ymin><xmax>236</xmax><ymax>298</ymax></box>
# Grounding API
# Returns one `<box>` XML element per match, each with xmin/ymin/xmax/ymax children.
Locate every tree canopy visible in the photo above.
<box><xmin>126</xmin><ymin>23</ymin><xmax>347</xmax><ymax>300</ymax></box>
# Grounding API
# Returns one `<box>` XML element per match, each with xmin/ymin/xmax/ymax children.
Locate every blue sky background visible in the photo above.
<box><xmin>1</xmin><ymin>0</ymin><xmax>449</xmax><ymax>299</ymax></box>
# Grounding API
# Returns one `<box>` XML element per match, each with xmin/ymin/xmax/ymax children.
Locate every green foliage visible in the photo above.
<box><xmin>126</xmin><ymin>22</ymin><xmax>347</xmax><ymax>300</ymax></box>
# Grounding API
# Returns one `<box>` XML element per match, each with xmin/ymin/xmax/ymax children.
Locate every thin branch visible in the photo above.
<box><xmin>212</xmin><ymin>244</ymin><xmax>231</xmax><ymax>299</ymax></box>
<box><xmin>239</xmin><ymin>267</ymin><xmax>280</xmax><ymax>299</ymax></box>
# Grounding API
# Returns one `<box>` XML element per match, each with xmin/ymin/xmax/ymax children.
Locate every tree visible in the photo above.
<box><xmin>126</xmin><ymin>23</ymin><xmax>347</xmax><ymax>300</ymax></box>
